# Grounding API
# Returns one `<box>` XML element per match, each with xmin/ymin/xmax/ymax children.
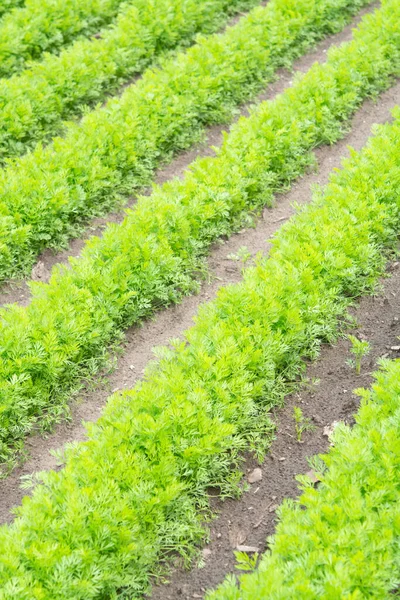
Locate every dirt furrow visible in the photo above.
<box><xmin>0</xmin><ymin>1</ymin><xmax>377</xmax><ymax>308</ymax></box>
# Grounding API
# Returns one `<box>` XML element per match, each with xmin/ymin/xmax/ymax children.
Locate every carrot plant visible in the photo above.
<box><xmin>0</xmin><ymin>0</ymin><xmax>23</xmax><ymax>17</ymax></box>
<box><xmin>1</xmin><ymin>80</ymin><xmax>400</xmax><ymax>600</ymax></box>
<box><xmin>0</xmin><ymin>0</ymin><xmax>260</xmax><ymax>162</ymax></box>
<box><xmin>0</xmin><ymin>0</ymin><xmax>399</xmax><ymax>470</ymax></box>
<box><xmin>293</xmin><ymin>406</ymin><xmax>315</xmax><ymax>442</ymax></box>
<box><xmin>0</xmin><ymin>0</ymin><xmax>130</xmax><ymax>78</ymax></box>
<box><xmin>208</xmin><ymin>359</ymin><xmax>400</xmax><ymax>598</ymax></box>
<box><xmin>348</xmin><ymin>334</ymin><xmax>371</xmax><ymax>374</ymax></box>
<box><xmin>0</xmin><ymin>0</ymin><xmax>376</xmax><ymax>272</ymax></box>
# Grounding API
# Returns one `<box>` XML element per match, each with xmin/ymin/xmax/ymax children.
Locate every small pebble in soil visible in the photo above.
<box><xmin>236</xmin><ymin>545</ymin><xmax>259</xmax><ymax>553</ymax></box>
<box><xmin>323</xmin><ymin>421</ymin><xmax>340</xmax><ymax>438</ymax></box>
<box><xmin>305</xmin><ymin>470</ymin><xmax>321</xmax><ymax>484</ymax></box>
<box><xmin>247</xmin><ymin>468</ymin><xmax>262</xmax><ymax>483</ymax></box>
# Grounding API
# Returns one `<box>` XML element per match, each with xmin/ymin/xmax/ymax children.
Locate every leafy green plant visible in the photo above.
<box><xmin>0</xmin><ymin>0</ymin><xmax>258</xmax><ymax>163</ymax></box>
<box><xmin>208</xmin><ymin>359</ymin><xmax>400</xmax><ymax>599</ymax></box>
<box><xmin>234</xmin><ymin>550</ymin><xmax>259</xmax><ymax>571</ymax></box>
<box><xmin>347</xmin><ymin>334</ymin><xmax>371</xmax><ymax>374</ymax></box>
<box><xmin>293</xmin><ymin>406</ymin><xmax>315</xmax><ymax>442</ymax></box>
<box><xmin>1</xmin><ymin>66</ymin><xmax>400</xmax><ymax>598</ymax></box>
<box><xmin>0</xmin><ymin>0</ymin><xmax>129</xmax><ymax>78</ymax></box>
<box><xmin>0</xmin><ymin>0</ymin><xmax>399</xmax><ymax>470</ymax></box>
<box><xmin>306</xmin><ymin>454</ymin><xmax>326</xmax><ymax>477</ymax></box>
<box><xmin>0</xmin><ymin>0</ymin><xmax>23</xmax><ymax>18</ymax></box>
<box><xmin>227</xmin><ymin>246</ymin><xmax>253</xmax><ymax>264</ymax></box>
<box><xmin>0</xmin><ymin>0</ymin><xmax>377</xmax><ymax>276</ymax></box>
<box><xmin>300</xmin><ymin>376</ymin><xmax>320</xmax><ymax>391</ymax></box>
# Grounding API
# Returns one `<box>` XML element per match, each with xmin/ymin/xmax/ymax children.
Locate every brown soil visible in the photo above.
<box><xmin>0</xmin><ymin>2</ymin><xmax>377</xmax><ymax>308</ymax></box>
<box><xmin>148</xmin><ymin>264</ymin><xmax>400</xmax><ymax>600</ymax></box>
<box><xmin>0</xmin><ymin>52</ymin><xmax>398</xmax><ymax>527</ymax></box>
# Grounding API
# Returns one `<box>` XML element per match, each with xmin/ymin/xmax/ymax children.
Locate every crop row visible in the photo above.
<box><xmin>0</xmin><ymin>0</ymin><xmax>374</xmax><ymax>279</ymax></box>
<box><xmin>208</xmin><ymin>358</ymin><xmax>400</xmax><ymax>598</ymax></box>
<box><xmin>0</xmin><ymin>0</ymin><xmax>23</xmax><ymax>18</ymax></box>
<box><xmin>0</xmin><ymin>0</ymin><xmax>257</xmax><ymax>162</ymax></box>
<box><xmin>1</xmin><ymin>96</ymin><xmax>400</xmax><ymax>600</ymax></box>
<box><xmin>0</xmin><ymin>0</ymin><xmax>130</xmax><ymax>78</ymax></box>
<box><xmin>0</xmin><ymin>0</ymin><xmax>398</xmax><ymax>470</ymax></box>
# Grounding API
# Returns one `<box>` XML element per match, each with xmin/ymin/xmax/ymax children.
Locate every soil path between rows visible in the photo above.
<box><xmin>148</xmin><ymin>264</ymin><xmax>400</xmax><ymax>600</ymax></box>
<box><xmin>0</xmin><ymin>68</ymin><xmax>398</xmax><ymax>527</ymax></box>
<box><xmin>0</xmin><ymin>2</ymin><xmax>377</xmax><ymax>308</ymax></box>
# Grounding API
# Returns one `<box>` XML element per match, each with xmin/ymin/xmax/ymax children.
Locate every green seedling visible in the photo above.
<box><xmin>293</xmin><ymin>406</ymin><xmax>315</xmax><ymax>442</ymax></box>
<box><xmin>227</xmin><ymin>246</ymin><xmax>253</xmax><ymax>264</ymax></box>
<box><xmin>300</xmin><ymin>376</ymin><xmax>321</xmax><ymax>392</ymax></box>
<box><xmin>234</xmin><ymin>550</ymin><xmax>259</xmax><ymax>572</ymax></box>
<box><xmin>348</xmin><ymin>334</ymin><xmax>370</xmax><ymax>374</ymax></box>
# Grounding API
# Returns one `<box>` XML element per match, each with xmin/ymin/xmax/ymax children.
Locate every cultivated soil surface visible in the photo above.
<box><xmin>0</xmin><ymin>2</ymin><xmax>396</xmax><ymax>525</ymax></box>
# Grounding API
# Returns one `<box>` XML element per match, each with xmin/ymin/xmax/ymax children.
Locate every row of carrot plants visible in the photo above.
<box><xmin>0</xmin><ymin>0</ymin><xmax>129</xmax><ymax>78</ymax></box>
<box><xmin>0</xmin><ymin>0</ymin><xmax>374</xmax><ymax>279</ymax></box>
<box><xmin>1</xmin><ymin>97</ymin><xmax>400</xmax><ymax>600</ymax></box>
<box><xmin>208</xmin><ymin>358</ymin><xmax>400</xmax><ymax>598</ymax></box>
<box><xmin>0</xmin><ymin>0</ymin><xmax>23</xmax><ymax>18</ymax></box>
<box><xmin>0</xmin><ymin>0</ymin><xmax>399</xmax><ymax>471</ymax></box>
<box><xmin>0</xmin><ymin>0</ymin><xmax>258</xmax><ymax>161</ymax></box>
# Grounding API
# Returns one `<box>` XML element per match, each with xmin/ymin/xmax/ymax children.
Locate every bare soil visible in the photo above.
<box><xmin>0</xmin><ymin>31</ymin><xmax>398</xmax><ymax>525</ymax></box>
<box><xmin>0</xmin><ymin>2</ymin><xmax>377</xmax><ymax>308</ymax></box>
<box><xmin>149</xmin><ymin>264</ymin><xmax>400</xmax><ymax>600</ymax></box>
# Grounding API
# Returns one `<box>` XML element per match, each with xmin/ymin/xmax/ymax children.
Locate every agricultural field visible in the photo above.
<box><xmin>0</xmin><ymin>0</ymin><xmax>399</xmax><ymax>598</ymax></box>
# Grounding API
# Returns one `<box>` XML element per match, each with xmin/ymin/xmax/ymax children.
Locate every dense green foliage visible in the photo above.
<box><xmin>1</xmin><ymin>95</ymin><xmax>400</xmax><ymax>600</ymax></box>
<box><xmin>208</xmin><ymin>359</ymin><xmax>400</xmax><ymax>598</ymax></box>
<box><xmin>0</xmin><ymin>0</ymin><xmax>374</xmax><ymax>277</ymax></box>
<box><xmin>0</xmin><ymin>0</ymin><xmax>399</xmax><ymax>470</ymax></box>
<box><xmin>0</xmin><ymin>0</ymin><xmax>23</xmax><ymax>18</ymax></box>
<box><xmin>0</xmin><ymin>0</ymin><xmax>128</xmax><ymax>77</ymax></box>
<box><xmin>0</xmin><ymin>0</ymin><xmax>258</xmax><ymax>162</ymax></box>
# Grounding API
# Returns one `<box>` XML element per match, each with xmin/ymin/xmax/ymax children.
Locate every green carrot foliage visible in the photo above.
<box><xmin>0</xmin><ymin>0</ymin><xmax>399</xmax><ymax>470</ymax></box>
<box><xmin>0</xmin><ymin>0</ymin><xmax>23</xmax><ymax>18</ymax></box>
<box><xmin>348</xmin><ymin>334</ymin><xmax>371</xmax><ymax>374</ymax></box>
<box><xmin>0</xmin><ymin>0</ymin><xmax>259</xmax><ymax>162</ymax></box>
<box><xmin>293</xmin><ymin>406</ymin><xmax>315</xmax><ymax>442</ymax></box>
<box><xmin>1</xmin><ymin>59</ymin><xmax>400</xmax><ymax>600</ymax></box>
<box><xmin>208</xmin><ymin>359</ymin><xmax>400</xmax><ymax>598</ymax></box>
<box><xmin>0</xmin><ymin>0</ymin><xmax>375</xmax><ymax>275</ymax></box>
<box><xmin>0</xmin><ymin>0</ymin><xmax>134</xmax><ymax>78</ymax></box>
